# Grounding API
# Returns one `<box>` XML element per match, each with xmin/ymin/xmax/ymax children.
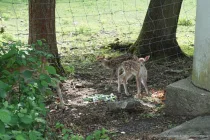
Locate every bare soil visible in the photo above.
<box><xmin>47</xmin><ymin>56</ymin><xmax>194</xmax><ymax>140</ymax></box>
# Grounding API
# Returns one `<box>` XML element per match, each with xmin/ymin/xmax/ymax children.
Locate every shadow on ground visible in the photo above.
<box><xmin>47</xmin><ymin>56</ymin><xmax>194</xmax><ymax>139</ymax></box>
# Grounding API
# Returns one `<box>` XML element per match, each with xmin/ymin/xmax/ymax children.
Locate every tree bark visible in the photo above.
<box><xmin>28</xmin><ymin>0</ymin><xmax>65</xmax><ymax>75</ymax></box>
<box><xmin>129</xmin><ymin>0</ymin><xmax>185</xmax><ymax>58</ymax></box>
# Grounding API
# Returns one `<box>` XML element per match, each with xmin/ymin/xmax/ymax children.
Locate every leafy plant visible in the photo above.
<box><xmin>54</xmin><ymin>122</ymin><xmax>75</xmax><ymax>140</ymax></box>
<box><xmin>83</xmin><ymin>93</ymin><xmax>117</xmax><ymax>103</ymax></box>
<box><xmin>86</xmin><ymin>128</ymin><xmax>110</xmax><ymax>140</ymax></box>
<box><xmin>63</xmin><ymin>65</ymin><xmax>75</xmax><ymax>75</ymax></box>
<box><xmin>0</xmin><ymin>40</ymin><xmax>61</xmax><ymax>139</ymax></box>
<box><xmin>54</xmin><ymin>122</ymin><xmax>111</xmax><ymax>140</ymax></box>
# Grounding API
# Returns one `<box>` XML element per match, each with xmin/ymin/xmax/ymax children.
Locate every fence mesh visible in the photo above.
<box><xmin>0</xmin><ymin>0</ymin><xmax>196</xmax><ymax>92</ymax></box>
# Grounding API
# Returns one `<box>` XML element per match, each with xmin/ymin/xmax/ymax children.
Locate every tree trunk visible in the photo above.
<box><xmin>129</xmin><ymin>0</ymin><xmax>185</xmax><ymax>58</ymax></box>
<box><xmin>28</xmin><ymin>0</ymin><xmax>65</xmax><ymax>75</ymax></box>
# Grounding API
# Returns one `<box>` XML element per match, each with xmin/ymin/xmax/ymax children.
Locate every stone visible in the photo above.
<box><xmin>164</xmin><ymin>77</ymin><xmax>210</xmax><ymax>116</ymax></box>
<box><xmin>156</xmin><ymin>116</ymin><xmax>210</xmax><ymax>140</ymax></box>
<box><xmin>75</xmin><ymin>83</ymin><xmax>84</xmax><ymax>88</ymax></box>
<box><xmin>107</xmin><ymin>98</ymin><xmax>155</xmax><ymax>112</ymax></box>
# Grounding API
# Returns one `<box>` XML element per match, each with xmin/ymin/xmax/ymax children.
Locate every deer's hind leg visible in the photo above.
<box><xmin>141</xmin><ymin>75</ymin><xmax>149</xmax><ymax>95</ymax></box>
<box><xmin>122</xmin><ymin>73</ymin><xmax>130</xmax><ymax>96</ymax></box>
<box><xmin>117</xmin><ymin>67</ymin><xmax>122</xmax><ymax>93</ymax></box>
<box><xmin>136</xmin><ymin>75</ymin><xmax>141</xmax><ymax>95</ymax></box>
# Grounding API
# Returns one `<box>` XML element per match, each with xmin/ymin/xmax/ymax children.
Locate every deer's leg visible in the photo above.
<box><xmin>118</xmin><ymin>75</ymin><xmax>123</xmax><ymax>93</ymax></box>
<box><xmin>109</xmin><ymin>69</ymin><xmax>115</xmax><ymax>85</ymax></box>
<box><xmin>123</xmin><ymin>74</ymin><xmax>130</xmax><ymax>96</ymax></box>
<box><xmin>117</xmin><ymin>68</ymin><xmax>121</xmax><ymax>93</ymax></box>
<box><xmin>141</xmin><ymin>75</ymin><xmax>149</xmax><ymax>95</ymax></box>
<box><xmin>136</xmin><ymin>75</ymin><xmax>141</xmax><ymax>95</ymax></box>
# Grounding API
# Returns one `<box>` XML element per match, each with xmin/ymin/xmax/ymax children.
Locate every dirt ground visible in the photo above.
<box><xmin>47</xmin><ymin>56</ymin><xmax>194</xmax><ymax>140</ymax></box>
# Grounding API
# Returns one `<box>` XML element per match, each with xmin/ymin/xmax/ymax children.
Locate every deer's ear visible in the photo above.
<box><xmin>144</xmin><ymin>55</ymin><xmax>150</xmax><ymax>61</ymax></box>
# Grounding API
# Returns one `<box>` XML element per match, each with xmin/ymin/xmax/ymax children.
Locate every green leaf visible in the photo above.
<box><xmin>0</xmin><ymin>109</ymin><xmax>11</xmax><ymax>123</ymax></box>
<box><xmin>20</xmin><ymin>108</ymin><xmax>27</xmax><ymax>114</ymax></box>
<box><xmin>93</xmin><ymin>130</ymin><xmax>101</xmax><ymax>139</ymax></box>
<box><xmin>0</xmin><ymin>134</ymin><xmax>11</xmax><ymax>140</ymax></box>
<box><xmin>101</xmin><ymin>128</ymin><xmax>108</xmax><ymax>134</ymax></box>
<box><xmin>22</xmin><ymin>59</ymin><xmax>27</xmax><ymax>66</ymax></box>
<box><xmin>0</xmin><ymin>81</ymin><xmax>10</xmax><ymax>89</ymax></box>
<box><xmin>39</xmin><ymin>74</ymin><xmax>51</xmax><ymax>83</ymax></box>
<box><xmin>2</xmin><ymin>70</ymin><xmax>10</xmax><ymax>75</ymax></box>
<box><xmin>0</xmin><ymin>121</ymin><xmax>5</xmax><ymax>134</ymax></box>
<box><xmin>0</xmin><ymin>81</ymin><xmax>10</xmax><ymax>98</ymax></box>
<box><xmin>0</xmin><ymin>47</ymin><xmax>17</xmax><ymax>61</ymax></box>
<box><xmin>86</xmin><ymin>135</ymin><xmax>94</xmax><ymax>140</ymax></box>
<box><xmin>20</xmin><ymin>115</ymin><xmax>33</xmax><ymax>124</ymax></box>
<box><xmin>37</xmin><ymin>40</ymin><xmax>42</xmax><ymax>46</ymax></box>
<box><xmin>62</xmin><ymin>129</ymin><xmax>67</xmax><ymax>134</ymax></box>
<box><xmin>18</xmin><ymin>113</ymin><xmax>24</xmax><ymax>118</ymax></box>
<box><xmin>46</xmin><ymin>54</ymin><xmax>53</xmax><ymax>59</ymax></box>
<box><xmin>29</xmin><ymin>131</ymin><xmax>37</xmax><ymax>140</ymax></box>
<box><xmin>63</xmin><ymin>134</ymin><xmax>69</xmax><ymax>140</ymax></box>
<box><xmin>46</xmin><ymin>66</ymin><xmax>56</xmax><ymax>75</ymax></box>
<box><xmin>22</xmin><ymin>70</ymin><xmax>33</xmax><ymax>79</ymax></box>
<box><xmin>2</xmin><ymin>101</ymin><xmax>8</xmax><ymax>108</ymax></box>
<box><xmin>50</xmin><ymin>79</ymin><xmax>58</xmax><ymax>87</ymax></box>
<box><xmin>28</xmin><ymin>57</ymin><xmax>36</xmax><ymax>63</ymax></box>
<box><xmin>41</xmin><ymin>80</ymin><xmax>48</xmax><ymax>87</ymax></box>
<box><xmin>9</xmin><ymin>115</ymin><xmax>19</xmax><ymax>125</ymax></box>
<box><xmin>16</xmin><ymin>134</ymin><xmax>26</xmax><ymax>140</ymax></box>
<box><xmin>44</xmin><ymin>88</ymin><xmax>53</xmax><ymax>96</ymax></box>
<box><xmin>0</xmin><ymin>90</ymin><xmax>7</xmax><ymax>98</ymax></box>
<box><xmin>101</xmin><ymin>134</ymin><xmax>109</xmax><ymax>139</ymax></box>
<box><xmin>12</xmin><ymin>130</ymin><xmax>22</xmax><ymax>135</ymax></box>
<box><xmin>55</xmin><ymin>122</ymin><xmax>64</xmax><ymax>129</ymax></box>
<box><xmin>70</xmin><ymin>134</ymin><xmax>84</xmax><ymax>140</ymax></box>
<box><xmin>6</xmin><ymin>57</ymin><xmax>16</xmax><ymax>68</ymax></box>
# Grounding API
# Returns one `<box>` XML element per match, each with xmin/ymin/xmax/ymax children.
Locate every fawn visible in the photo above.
<box><xmin>96</xmin><ymin>54</ymin><xmax>138</xmax><ymax>84</ymax></box>
<box><xmin>117</xmin><ymin>56</ymin><xmax>150</xmax><ymax>96</ymax></box>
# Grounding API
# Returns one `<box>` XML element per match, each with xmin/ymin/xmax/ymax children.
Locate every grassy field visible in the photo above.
<box><xmin>0</xmin><ymin>0</ymin><xmax>196</xmax><ymax>61</ymax></box>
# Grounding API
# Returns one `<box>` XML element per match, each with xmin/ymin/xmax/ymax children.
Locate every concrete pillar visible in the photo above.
<box><xmin>192</xmin><ymin>0</ymin><xmax>210</xmax><ymax>91</ymax></box>
<box><xmin>164</xmin><ymin>1</ymin><xmax>210</xmax><ymax>116</ymax></box>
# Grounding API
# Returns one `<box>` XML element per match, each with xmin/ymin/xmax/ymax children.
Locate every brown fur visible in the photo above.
<box><xmin>97</xmin><ymin>54</ymin><xmax>138</xmax><ymax>84</ymax></box>
<box><xmin>117</xmin><ymin>56</ymin><xmax>150</xmax><ymax>96</ymax></box>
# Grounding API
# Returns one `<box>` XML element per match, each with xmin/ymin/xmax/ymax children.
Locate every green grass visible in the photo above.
<box><xmin>178</xmin><ymin>18</ymin><xmax>193</xmax><ymax>26</ymax></box>
<box><xmin>0</xmin><ymin>0</ymin><xmax>196</xmax><ymax>61</ymax></box>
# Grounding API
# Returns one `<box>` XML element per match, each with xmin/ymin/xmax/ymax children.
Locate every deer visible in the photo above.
<box><xmin>96</xmin><ymin>53</ymin><xmax>138</xmax><ymax>84</ymax></box>
<box><xmin>117</xmin><ymin>55</ymin><xmax>150</xmax><ymax>97</ymax></box>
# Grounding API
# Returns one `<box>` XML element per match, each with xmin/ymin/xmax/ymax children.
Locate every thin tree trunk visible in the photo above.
<box><xmin>129</xmin><ymin>0</ymin><xmax>185</xmax><ymax>58</ymax></box>
<box><xmin>28</xmin><ymin>0</ymin><xmax>65</xmax><ymax>75</ymax></box>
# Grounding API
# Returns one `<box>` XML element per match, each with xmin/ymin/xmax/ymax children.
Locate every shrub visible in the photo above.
<box><xmin>0</xmin><ymin>40</ymin><xmax>59</xmax><ymax>139</ymax></box>
<box><xmin>54</xmin><ymin>122</ymin><xmax>111</xmax><ymax>140</ymax></box>
<box><xmin>0</xmin><ymin>40</ymin><xmax>111</xmax><ymax>140</ymax></box>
